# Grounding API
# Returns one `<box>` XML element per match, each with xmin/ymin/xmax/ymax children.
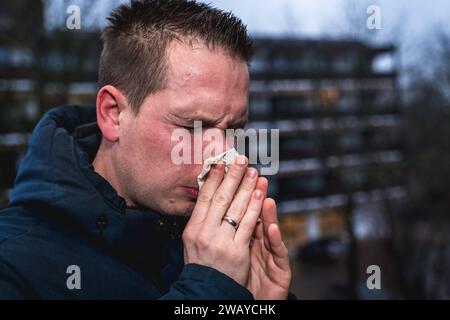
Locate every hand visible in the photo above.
<box><xmin>182</xmin><ymin>156</ymin><xmax>264</xmax><ymax>286</ymax></box>
<box><xmin>246</xmin><ymin>178</ymin><xmax>292</xmax><ymax>300</ymax></box>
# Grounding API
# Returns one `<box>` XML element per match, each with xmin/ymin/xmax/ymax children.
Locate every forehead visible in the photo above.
<box><xmin>162</xmin><ymin>40</ymin><xmax>249</xmax><ymax>125</ymax></box>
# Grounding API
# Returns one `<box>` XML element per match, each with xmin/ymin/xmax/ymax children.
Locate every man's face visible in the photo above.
<box><xmin>113</xmin><ymin>40</ymin><xmax>249</xmax><ymax>216</ymax></box>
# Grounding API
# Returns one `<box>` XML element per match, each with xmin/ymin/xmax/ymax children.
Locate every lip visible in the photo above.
<box><xmin>182</xmin><ymin>186</ymin><xmax>199</xmax><ymax>199</ymax></box>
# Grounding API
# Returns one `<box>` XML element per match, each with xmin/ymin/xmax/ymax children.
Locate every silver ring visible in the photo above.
<box><xmin>222</xmin><ymin>216</ymin><xmax>238</xmax><ymax>229</ymax></box>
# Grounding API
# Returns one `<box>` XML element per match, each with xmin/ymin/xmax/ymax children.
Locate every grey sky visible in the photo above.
<box><xmin>46</xmin><ymin>0</ymin><xmax>450</xmax><ymax>36</ymax></box>
<box><xmin>44</xmin><ymin>0</ymin><xmax>450</xmax><ymax>76</ymax></box>
<box><xmin>202</xmin><ymin>0</ymin><xmax>450</xmax><ymax>38</ymax></box>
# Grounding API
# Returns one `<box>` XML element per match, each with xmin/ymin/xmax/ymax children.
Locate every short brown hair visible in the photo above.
<box><xmin>99</xmin><ymin>0</ymin><xmax>254</xmax><ymax>113</ymax></box>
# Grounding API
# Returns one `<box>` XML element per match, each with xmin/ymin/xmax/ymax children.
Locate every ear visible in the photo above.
<box><xmin>96</xmin><ymin>85</ymin><xmax>128</xmax><ymax>142</ymax></box>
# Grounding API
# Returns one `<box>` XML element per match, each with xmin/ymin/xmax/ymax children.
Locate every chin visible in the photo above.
<box><xmin>176</xmin><ymin>201</ymin><xmax>195</xmax><ymax>217</ymax></box>
<box><xmin>160</xmin><ymin>198</ymin><xmax>195</xmax><ymax>217</ymax></box>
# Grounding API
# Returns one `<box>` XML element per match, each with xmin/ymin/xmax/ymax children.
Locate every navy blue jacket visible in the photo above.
<box><xmin>0</xmin><ymin>105</ymin><xmax>254</xmax><ymax>299</ymax></box>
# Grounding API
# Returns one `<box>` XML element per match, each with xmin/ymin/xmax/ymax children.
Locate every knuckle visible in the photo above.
<box><xmin>196</xmin><ymin>192</ymin><xmax>212</xmax><ymax>203</ymax></box>
<box><xmin>241</xmin><ymin>178</ymin><xmax>256</xmax><ymax>192</ymax></box>
<box><xmin>228</xmin><ymin>167</ymin><xmax>245</xmax><ymax>180</ymax></box>
<box><xmin>226</xmin><ymin>207</ymin><xmax>242</xmax><ymax>220</ymax></box>
<box><xmin>247</xmin><ymin>200</ymin><xmax>259</xmax><ymax>212</ymax></box>
<box><xmin>216</xmin><ymin>244</ymin><xmax>227</xmax><ymax>256</ymax></box>
<box><xmin>238</xmin><ymin>221</ymin><xmax>253</xmax><ymax>235</ymax></box>
<box><xmin>213</xmin><ymin>191</ymin><xmax>231</xmax><ymax>206</ymax></box>
<box><xmin>211</xmin><ymin>166</ymin><xmax>224</xmax><ymax>178</ymax></box>
<box><xmin>196</xmin><ymin>234</ymin><xmax>210</xmax><ymax>250</ymax></box>
<box><xmin>182</xmin><ymin>230</ymin><xmax>193</xmax><ymax>243</ymax></box>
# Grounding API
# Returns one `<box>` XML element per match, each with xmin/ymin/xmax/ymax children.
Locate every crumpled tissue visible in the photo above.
<box><xmin>197</xmin><ymin>148</ymin><xmax>240</xmax><ymax>189</ymax></box>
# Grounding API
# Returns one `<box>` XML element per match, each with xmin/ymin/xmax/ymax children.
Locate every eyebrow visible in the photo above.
<box><xmin>173</xmin><ymin>112</ymin><xmax>248</xmax><ymax>129</ymax></box>
<box><xmin>174</xmin><ymin>114</ymin><xmax>222</xmax><ymax>127</ymax></box>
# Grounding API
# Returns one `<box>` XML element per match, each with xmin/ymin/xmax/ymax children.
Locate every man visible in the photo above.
<box><xmin>0</xmin><ymin>0</ymin><xmax>293</xmax><ymax>299</ymax></box>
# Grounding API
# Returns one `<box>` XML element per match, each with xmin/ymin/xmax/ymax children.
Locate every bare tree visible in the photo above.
<box><xmin>397</xmin><ymin>25</ymin><xmax>450</xmax><ymax>299</ymax></box>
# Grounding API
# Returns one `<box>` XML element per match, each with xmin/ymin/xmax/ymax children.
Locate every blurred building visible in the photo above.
<box><xmin>245</xmin><ymin>38</ymin><xmax>405</xmax><ymax>298</ymax></box>
<box><xmin>0</xmin><ymin>1</ymin><xmax>99</xmax><ymax>202</ymax></box>
<box><xmin>246</xmin><ymin>38</ymin><xmax>404</xmax><ymax>249</ymax></box>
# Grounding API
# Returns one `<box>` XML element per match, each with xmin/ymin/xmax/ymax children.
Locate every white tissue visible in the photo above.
<box><xmin>197</xmin><ymin>148</ymin><xmax>240</xmax><ymax>189</ymax></box>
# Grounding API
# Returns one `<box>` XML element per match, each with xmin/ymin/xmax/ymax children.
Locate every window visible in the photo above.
<box><xmin>249</xmin><ymin>97</ymin><xmax>271</xmax><ymax>118</ymax></box>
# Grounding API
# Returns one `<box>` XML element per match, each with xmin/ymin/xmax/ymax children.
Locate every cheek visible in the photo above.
<box><xmin>134</xmin><ymin>124</ymin><xmax>188</xmax><ymax>174</ymax></box>
<box><xmin>126</xmin><ymin>121</ymin><xmax>203</xmax><ymax>184</ymax></box>
<box><xmin>135</xmin><ymin>127</ymin><xmax>172</xmax><ymax>168</ymax></box>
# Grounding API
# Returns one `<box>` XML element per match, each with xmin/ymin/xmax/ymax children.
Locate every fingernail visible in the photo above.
<box><xmin>246</xmin><ymin>168</ymin><xmax>256</xmax><ymax>178</ymax></box>
<box><xmin>236</xmin><ymin>155</ymin><xmax>247</xmax><ymax>167</ymax></box>
<box><xmin>254</xmin><ymin>190</ymin><xmax>262</xmax><ymax>200</ymax></box>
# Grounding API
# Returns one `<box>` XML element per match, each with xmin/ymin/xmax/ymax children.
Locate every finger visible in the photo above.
<box><xmin>220</xmin><ymin>167</ymin><xmax>258</xmax><ymax>238</ymax></box>
<box><xmin>256</xmin><ymin>177</ymin><xmax>269</xmax><ymax>198</ymax></box>
<box><xmin>204</xmin><ymin>155</ymin><xmax>248</xmax><ymax>228</ymax></box>
<box><xmin>254</xmin><ymin>219</ymin><xmax>264</xmax><ymax>241</ymax></box>
<box><xmin>234</xmin><ymin>189</ymin><xmax>264</xmax><ymax>245</ymax></box>
<box><xmin>262</xmin><ymin>198</ymin><xmax>278</xmax><ymax>250</ymax></box>
<box><xmin>189</xmin><ymin>164</ymin><xmax>224</xmax><ymax>225</ymax></box>
<box><xmin>268</xmin><ymin>223</ymin><xmax>290</xmax><ymax>271</ymax></box>
<box><xmin>263</xmin><ymin>197</ymin><xmax>278</xmax><ymax>222</ymax></box>
<box><xmin>262</xmin><ymin>198</ymin><xmax>278</xmax><ymax>236</ymax></box>
<box><xmin>253</xmin><ymin>177</ymin><xmax>268</xmax><ymax>240</ymax></box>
